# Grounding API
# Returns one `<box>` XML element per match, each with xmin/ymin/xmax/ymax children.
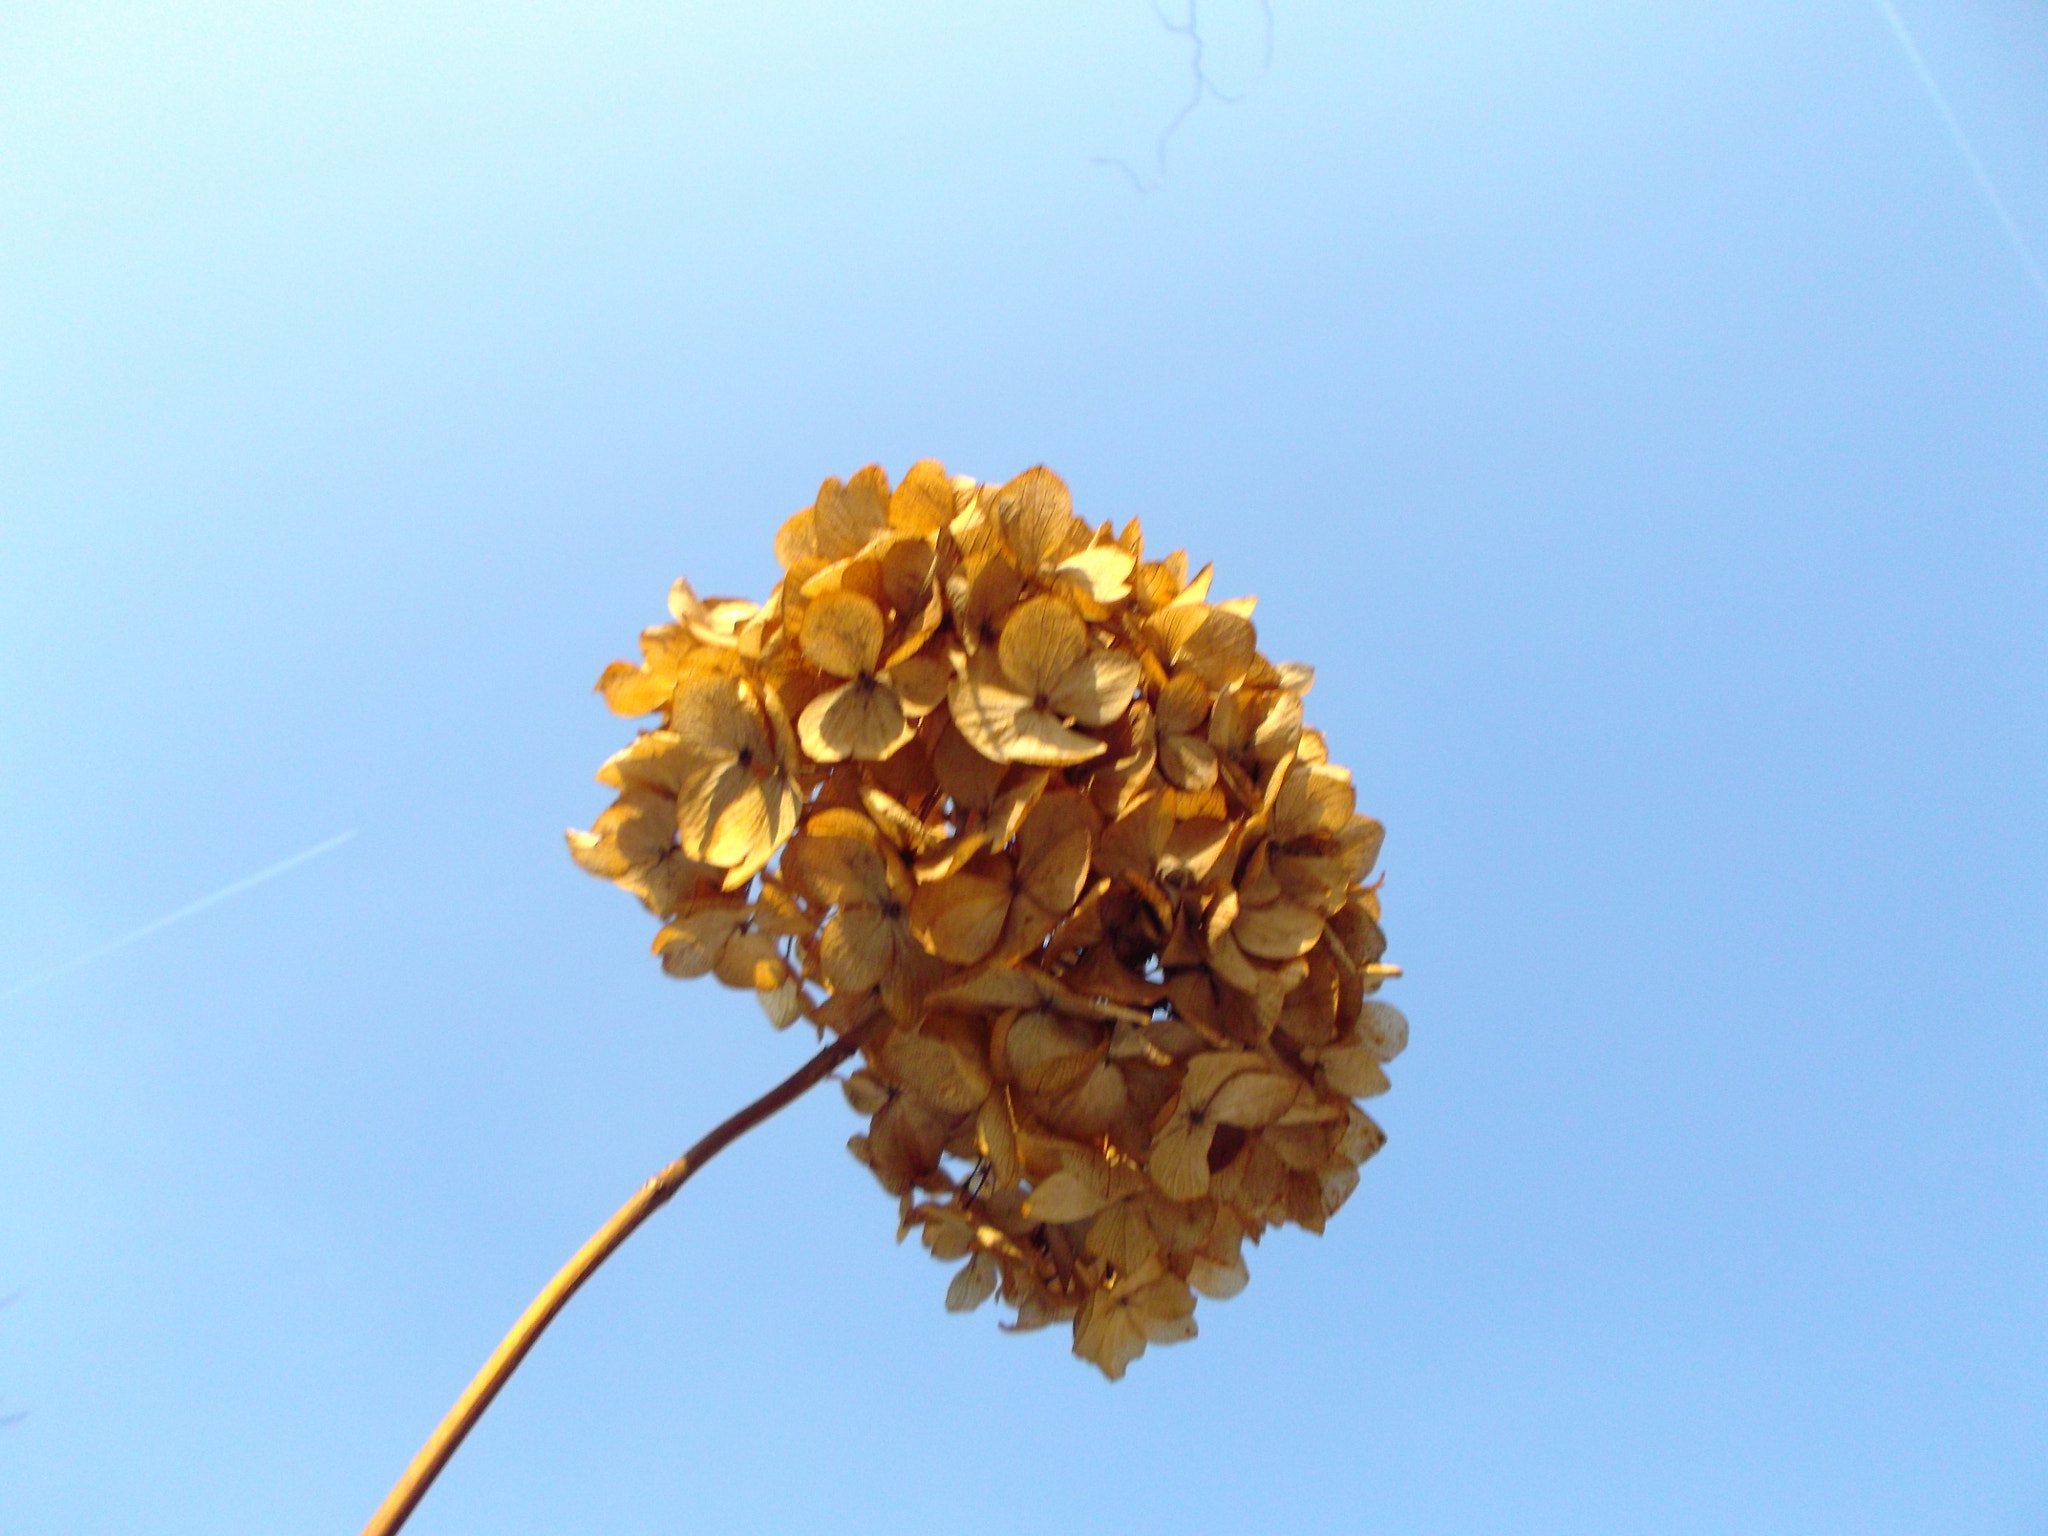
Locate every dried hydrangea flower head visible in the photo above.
<box><xmin>570</xmin><ymin>462</ymin><xmax>1404</xmax><ymax>1378</ymax></box>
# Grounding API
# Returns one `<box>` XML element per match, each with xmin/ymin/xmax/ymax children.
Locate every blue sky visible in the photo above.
<box><xmin>3</xmin><ymin>2</ymin><xmax>2044</xmax><ymax>1531</ymax></box>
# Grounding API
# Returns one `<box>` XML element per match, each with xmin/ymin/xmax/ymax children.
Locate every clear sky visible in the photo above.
<box><xmin>3</xmin><ymin>2</ymin><xmax>2044</xmax><ymax>1531</ymax></box>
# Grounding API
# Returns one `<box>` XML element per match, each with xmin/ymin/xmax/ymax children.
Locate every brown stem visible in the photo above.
<box><xmin>359</xmin><ymin>1013</ymin><xmax>882</xmax><ymax>1536</ymax></box>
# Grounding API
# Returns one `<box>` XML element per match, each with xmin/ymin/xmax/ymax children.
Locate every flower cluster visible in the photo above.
<box><xmin>570</xmin><ymin>462</ymin><xmax>1404</xmax><ymax>1377</ymax></box>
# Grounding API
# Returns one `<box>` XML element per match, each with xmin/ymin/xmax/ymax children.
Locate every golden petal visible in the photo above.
<box><xmin>1016</xmin><ymin>792</ymin><xmax>1094</xmax><ymax>882</ymax></box>
<box><xmin>756</xmin><ymin>976</ymin><xmax>804</xmax><ymax>1029</ymax></box>
<box><xmin>597</xmin><ymin>730</ymin><xmax>687</xmax><ymax>794</ymax></box>
<box><xmin>992</xmin><ymin>466</ymin><xmax>1081</xmax><ymax>573</ymax></box>
<box><xmin>1271</xmin><ymin>761</ymin><xmax>1358</xmax><ymax>843</ymax></box>
<box><xmin>945</xmin><ymin>674</ymin><xmax>1033</xmax><ymax>764</ymax></box>
<box><xmin>1182</xmin><ymin>1050</ymin><xmax>1268</xmax><ymax>1105</ymax></box>
<box><xmin>1048</xmin><ymin>648</ymin><xmax>1142</xmax><ymax>728</ymax></box>
<box><xmin>780</xmin><ymin>828</ymin><xmax>892</xmax><ymax>908</ymax></box>
<box><xmin>596</xmin><ymin>660</ymin><xmax>672</xmax><ymax>717</ymax></box>
<box><xmin>945</xmin><ymin>1250</ymin><xmax>999</xmax><ymax>1313</ymax></box>
<box><xmin>1338</xmin><ymin>1105</ymin><xmax>1388</xmax><ymax>1166</ymax></box>
<box><xmin>932</xmin><ymin>720</ymin><xmax>1009</xmax><ymax>807</ymax></box>
<box><xmin>1023</xmin><ymin>1170</ymin><xmax>1112</xmax><ymax>1224</ymax></box>
<box><xmin>797</xmin><ymin>677</ymin><xmax>912</xmax><ymax>763</ymax></box>
<box><xmin>819</xmin><ymin>905</ymin><xmax>893</xmax><ymax>995</ymax></box>
<box><xmin>1073</xmin><ymin>1293</ymin><xmax>1146</xmax><ymax>1380</ymax></box>
<box><xmin>1358</xmin><ymin>1000</ymin><xmax>1409</xmax><ymax>1062</ymax></box>
<box><xmin>1129</xmin><ymin>1274</ymin><xmax>1198</xmax><ymax>1342</ymax></box>
<box><xmin>1054</xmin><ymin>544</ymin><xmax>1136</xmax><ymax>602</ymax></box>
<box><xmin>997</xmin><ymin>596</ymin><xmax>1088</xmax><ymax>700</ymax></box>
<box><xmin>889</xmin><ymin>459</ymin><xmax>954</xmax><ymax>536</ymax></box>
<box><xmin>565</xmin><ymin>826</ymin><xmax>630</xmax><ymax>880</ymax></box>
<box><xmin>984</xmin><ymin>770</ymin><xmax>1051</xmax><ymax>848</ymax></box>
<box><xmin>842</xmin><ymin>1069</ymin><xmax>893</xmax><ymax>1115</ymax></box>
<box><xmin>1336</xmin><ymin>815</ymin><xmax>1385</xmax><ymax>880</ymax></box>
<box><xmin>886</xmin><ymin>1030</ymin><xmax>988</xmax><ymax>1115</ymax></box>
<box><xmin>800</xmin><ymin>589</ymin><xmax>886</xmax><ymax>679</ymax></box>
<box><xmin>654</xmin><ymin>907</ymin><xmax>746</xmax><ymax>979</ymax></box>
<box><xmin>907</xmin><ymin>873</ymin><xmax>1012</xmax><ymax>965</ymax></box>
<box><xmin>1188</xmin><ymin>1216</ymin><xmax>1250</xmax><ymax>1299</ymax></box>
<box><xmin>1159</xmin><ymin>731</ymin><xmax>1218</xmax><ymax>791</ymax></box>
<box><xmin>1146</xmin><ymin>605</ymin><xmax>1256</xmax><ymax>689</ymax></box>
<box><xmin>672</xmin><ymin>675</ymin><xmax>771</xmax><ymax>760</ymax></box>
<box><xmin>712</xmin><ymin>929</ymin><xmax>788</xmax><ymax>993</ymax></box>
<box><xmin>1043</xmin><ymin>1060</ymin><xmax>1130</xmax><ymax>1141</ymax></box>
<box><xmin>1252</xmin><ymin>690</ymin><xmax>1304</xmax><ymax>762</ymax></box>
<box><xmin>1315</xmin><ymin>1044</ymin><xmax>1391</xmax><ymax>1099</ymax></box>
<box><xmin>884</xmin><ymin>654</ymin><xmax>951</xmax><ymax>716</ymax></box>
<box><xmin>1147</xmin><ymin>1116</ymin><xmax>1217</xmax><ymax>1201</ymax></box>
<box><xmin>1232</xmin><ymin>899</ymin><xmax>1325</xmax><ymax>961</ymax></box>
<box><xmin>858</xmin><ymin>783</ymin><xmax>939</xmax><ymax>853</ymax></box>
<box><xmin>1002</xmin><ymin>1010</ymin><xmax>1107</xmax><ymax>1097</ymax></box>
<box><xmin>1154</xmin><ymin>672</ymin><xmax>1212</xmax><ymax>735</ymax></box>
<box><xmin>773</xmin><ymin>504</ymin><xmax>818</xmax><ymax>570</ymax></box>
<box><xmin>1095</xmin><ymin>793</ymin><xmax>1172</xmax><ymax>884</ymax></box>
<box><xmin>814</xmin><ymin>465</ymin><xmax>892</xmax><ymax>561</ymax></box>
<box><xmin>977</xmin><ymin>1090</ymin><xmax>1021</xmax><ymax>1188</ymax></box>
<box><xmin>1204</xmin><ymin>1070</ymin><xmax>1302</xmax><ymax>1128</ymax></box>
<box><xmin>1005</xmin><ymin>707</ymin><xmax>1108</xmax><ymax>767</ymax></box>
<box><xmin>879</xmin><ymin>940</ymin><xmax>945</xmax><ymax>1025</ymax></box>
<box><xmin>1019</xmin><ymin>825</ymin><xmax>1092</xmax><ymax>916</ymax></box>
<box><xmin>1083</xmin><ymin>1200</ymin><xmax>1160</xmax><ymax>1272</ymax></box>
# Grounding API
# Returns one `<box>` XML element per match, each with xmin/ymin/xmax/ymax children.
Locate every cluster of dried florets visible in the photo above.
<box><xmin>569</xmin><ymin>462</ymin><xmax>1404</xmax><ymax>1378</ymax></box>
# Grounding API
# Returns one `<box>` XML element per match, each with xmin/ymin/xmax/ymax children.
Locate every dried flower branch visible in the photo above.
<box><xmin>364</xmin><ymin>460</ymin><xmax>1404</xmax><ymax>1532</ymax></box>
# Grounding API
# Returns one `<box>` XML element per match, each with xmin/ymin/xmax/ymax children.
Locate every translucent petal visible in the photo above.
<box><xmin>1084</xmin><ymin>1201</ymin><xmax>1160</xmax><ymax>1272</ymax></box>
<box><xmin>565</xmin><ymin>827</ymin><xmax>630</xmax><ymax>880</ymax></box>
<box><xmin>819</xmin><ymin>906</ymin><xmax>892</xmax><ymax>995</ymax></box>
<box><xmin>1003</xmin><ymin>1010</ymin><xmax>1105</xmax><ymax>1097</ymax></box>
<box><xmin>889</xmin><ymin>459</ymin><xmax>954</xmax><ymax>535</ymax></box>
<box><xmin>1359</xmin><ymin>1000</ymin><xmax>1410</xmax><ymax>1062</ymax></box>
<box><xmin>780</xmin><ymin>828</ymin><xmax>892</xmax><ymax>908</ymax></box>
<box><xmin>1054</xmin><ymin>544</ymin><xmax>1135</xmax><ymax>602</ymax></box>
<box><xmin>800</xmin><ymin>589</ymin><xmax>885</xmax><ymax>679</ymax></box>
<box><xmin>1205</xmin><ymin>1071</ymin><xmax>1301</xmax><ymax>1128</ymax></box>
<box><xmin>885</xmin><ymin>654</ymin><xmax>951</xmax><ymax>716</ymax></box>
<box><xmin>669</xmin><ymin>675</ymin><xmax>767</xmax><ymax>759</ymax></box>
<box><xmin>992</xmin><ymin>466</ymin><xmax>1080</xmax><ymax>573</ymax></box>
<box><xmin>813</xmin><ymin>466</ymin><xmax>891</xmax><ymax>561</ymax></box>
<box><xmin>597</xmin><ymin>660</ymin><xmax>672</xmax><ymax>716</ymax></box>
<box><xmin>1316</xmin><ymin>1044</ymin><xmax>1391</xmax><ymax>1099</ymax></box>
<box><xmin>797</xmin><ymin>677</ymin><xmax>911</xmax><ymax>762</ymax></box>
<box><xmin>1159</xmin><ymin>731</ymin><xmax>1218</xmax><ymax>791</ymax></box>
<box><xmin>1148</xmin><ymin>1116</ymin><xmax>1217</xmax><ymax>1200</ymax></box>
<box><xmin>946</xmin><ymin>674</ymin><xmax>1032</xmax><ymax>764</ymax></box>
<box><xmin>1155</xmin><ymin>672</ymin><xmax>1212</xmax><ymax>734</ymax></box>
<box><xmin>997</xmin><ymin>597</ymin><xmax>1088</xmax><ymax>700</ymax></box>
<box><xmin>712</xmin><ymin>930</ymin><xmax>787</xmax><ymax>993</ymax></box>
<box><xmin>1272</xmin><ymin>762</ymin><xmax>1358</xmax><ymax>843</ymax></box>
<box><xmin>654</xmin><ymin>907</ymin><xmax>745</xmax><ymax>979</ymax></box>
<box><xmin>945</xmin><ymin>1251</ymin><xmax>999</xmax><ymax>1312</ymax></box>
<box><xmin>1023</xmin><ymin>1170</ymin><xmax>1111</xmax><ymax>1224</ymax></box>
<box><xmin>908</xmin><ymin>873</ymin><xmax>1011</xmax><ymax>965</ymax></box>
<box><xmin>1048</xmin><ymin>648</ymin><xmax>1142</xmax><ymax>728</ymax></box>
<box><xmin>1233</xmin><ymin>899</ymin><xmax>1324</xmax><ymax>961</ymax></box>
<box><xmin>841</xmin><ymin>1069</ymin><xmax>892</xmax><ymax>1116</ymax></box>
<box><xmin>887</xmin><ymin>1030</ymin><xmax>987</xmax><ymax>1115</ymax></box>
<box><xmin>757</xmin><ymin>976</ymin><xmax>803</xmax><ymax>1029</ymax></box>
<box><xmin>1005</xmin><ymin>707</ymin><xmax>1108</xmax><ymax>766</ymax></box>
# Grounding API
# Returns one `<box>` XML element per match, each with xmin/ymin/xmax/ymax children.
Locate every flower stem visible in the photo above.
<box><xmin>359</xmin><ymin>1013</ymin><xmax>882</xmax><ymax>1536</ymax></box>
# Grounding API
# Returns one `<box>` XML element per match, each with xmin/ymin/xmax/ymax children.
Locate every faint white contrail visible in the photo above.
<box><xmin>0</xmin><ymin>830</ymin><xmax>357</xmax><ymax>1002</ymax></box>
<box><xmin>1871</xmin><ymin>0</ymin><xmax>2048</xmax><ymax>308</ymax></box>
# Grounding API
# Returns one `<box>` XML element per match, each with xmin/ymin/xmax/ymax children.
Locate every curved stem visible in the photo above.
<box><xmin>360</xmin><ymin>1014</ymin><xmax>882</xmax><ymax>1536</ymax></box>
